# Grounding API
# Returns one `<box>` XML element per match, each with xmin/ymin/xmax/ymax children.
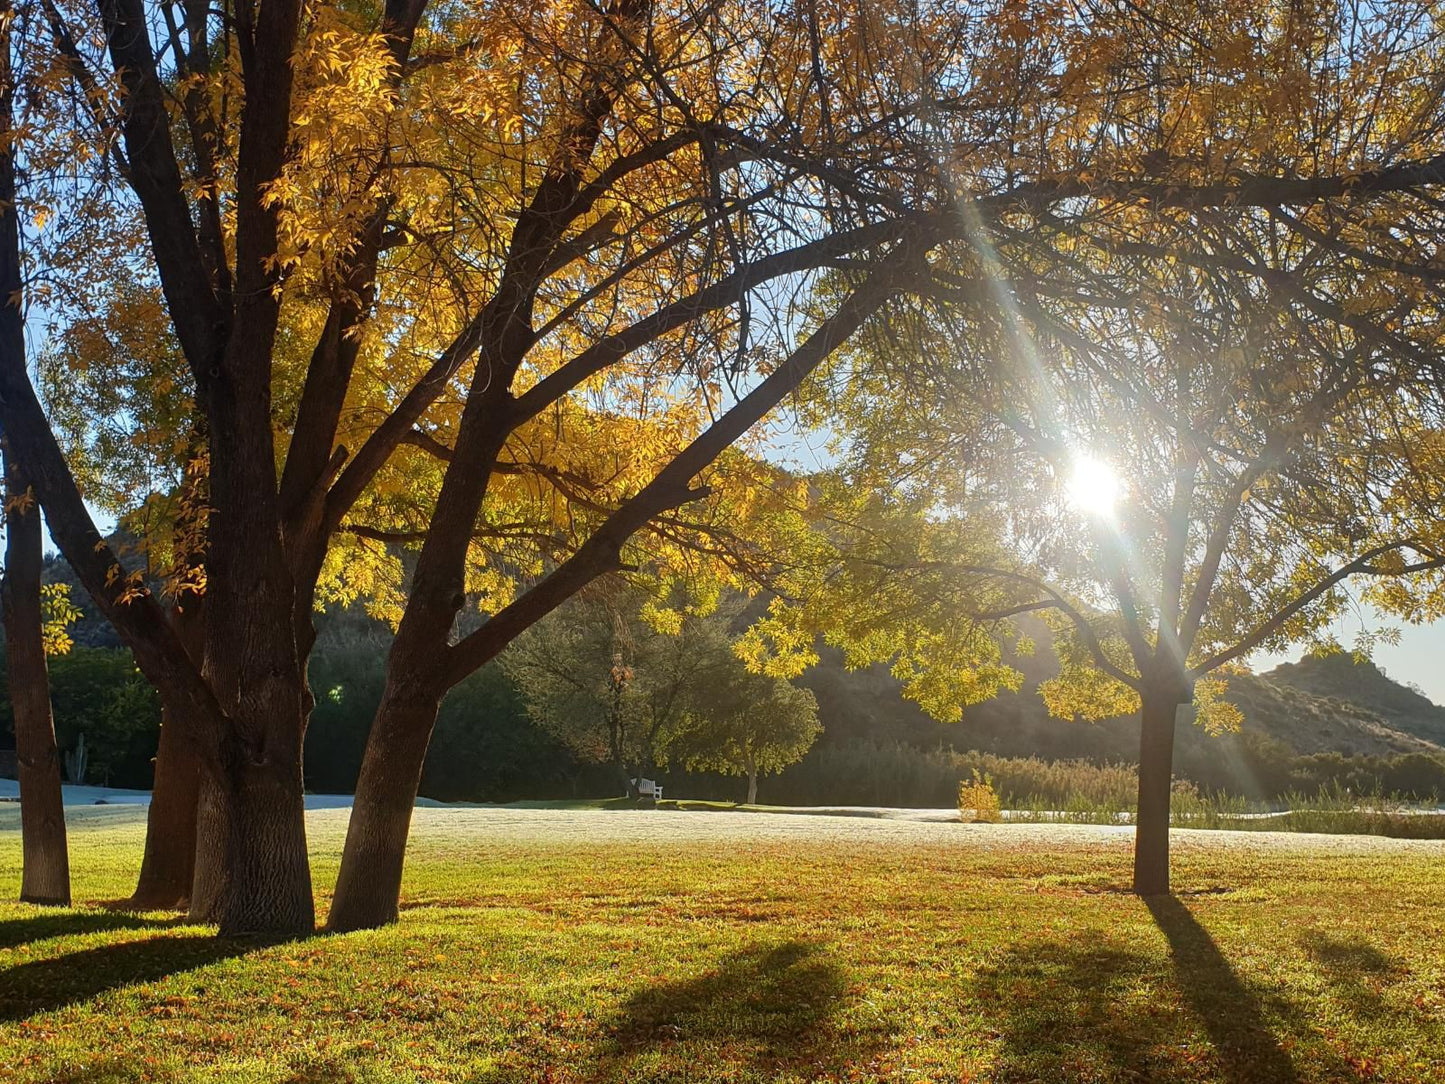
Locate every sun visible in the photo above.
<box><xmin>1066</xmin><ymin>455</ymin><xmax>1121</xmax><ymax>517</ymax></box>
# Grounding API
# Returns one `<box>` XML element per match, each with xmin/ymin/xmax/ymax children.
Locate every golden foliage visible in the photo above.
<box><xmin>39</xmin><ymin>583</ymin><xmax>82</xmax><ymax>657</ymax></box>
<box><xmin>958</xmin><ymin>771</ymin><xmax>1002</xmax><ymax>823</ymax></box>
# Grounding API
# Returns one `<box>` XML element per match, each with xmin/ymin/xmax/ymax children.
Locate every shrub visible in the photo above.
<box><xmin>958</xmin><ymin>771</ymin><xmax>1002</xmax><ymax>823</ymax></box>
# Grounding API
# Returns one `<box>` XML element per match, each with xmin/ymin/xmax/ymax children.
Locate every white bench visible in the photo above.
<box><xmin>633</xmin><ymin>778</ymin><xmax>663</xmax><ymax>800</ymax></box>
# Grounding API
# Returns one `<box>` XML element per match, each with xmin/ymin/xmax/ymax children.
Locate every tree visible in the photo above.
<box><xmin>505</xmin><ymin>584</ymin><xmax>820</xmax><ymax>804</ymax></box>
<box><xmin>0</xmin><ymin>0</ymin><xmax>75</xmax><ymax>906</ymax></box>
<box><xmin>12</xmin><ymin>0</ymin><xmax>1445</xmax><ymax>933</ymax></box>
<box><xmin>2</xmin><ymin>457</ymin><xmax>74</xmax><ymax>905</ymax></box>
<box><xmin>10</xmin><ymin>0</ymin><xmax>939</xmax><ymax>935</ymax></box>
<box><xmin>794</xmin><ymin>214</ymin><xmax>1445</xmax><ymax>894</ymax></box>
<box><xmin>35</xmin><ymin>278</ymin><xmax>208</xmax><ymax>906</ymax></box>
<box><xmin>503</xmin><ymin>584</ymin><xmax>737</xmax><ymax>795</ymax></box>
<box><xmin>667</xmin><ymin>663</ymin><xmax>820</xmax><ymax>805</ymax></box>
<box><xmin>762</xmin><ymin>0</ymin><xmax>1445</xmax><ymax>894</ymax></box>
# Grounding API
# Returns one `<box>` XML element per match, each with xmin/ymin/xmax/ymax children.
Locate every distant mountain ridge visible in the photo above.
<box><xmin>797</xmin><ymin>644</ymin><xmax>1445</xmax><ymax>763</ymax></box>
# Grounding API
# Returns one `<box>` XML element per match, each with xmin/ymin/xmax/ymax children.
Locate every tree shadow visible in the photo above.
<box><xmin>1146</xmin><ymin>895</ymin><xmax>1300</xmax><ymax>1084</ymax></box>
<box><xmin>971</xmin><ymin>901</ymin><xmax>1325</xmax><ymax>1083</ymax></box>
<box><xmin>0</xmin><ymin>909</ymin><xmax>186</xmax><ymax>951</ymax></box>
<box><xmin>1301</xmin><ymin>932</ymin><xmax>1397</xmax><ymax>1020</ymax></box>
<box><xmin>0</xmin><ymin>933</ymin><xmax>261</xmax><ymax>1021</ymax></box>
<box><xmin>970</xmin><ymin>942</ymin><xmax>1182</xmax><ymax>1082</ymax></box>
<box><xmin>470</xmin><ymin>940</ymin><xmax>892</xmax><ymax>1083</ymax></box>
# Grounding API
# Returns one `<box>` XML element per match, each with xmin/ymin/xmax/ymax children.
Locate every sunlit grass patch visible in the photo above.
<box><xmin>0</xmin><ymin>809</ymin><xmax>1441</xmax><ymax>1082</ymax></box>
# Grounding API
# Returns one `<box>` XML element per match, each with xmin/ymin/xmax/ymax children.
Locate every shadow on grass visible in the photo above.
<box><xmin>1147</xmin><ymin>895</ymin><xmax>1300</xmax><ymax>1084</ymax></box>
<box><xmin>971</xmin><ymin>898</ymin><xmax>1317</xmax><ymax>1083</ymax></box>
<box><xmin>470</xmin><ymin>940</ymin><xmax>891</xmax><ymax>1083</ymax></box>
<box><xmin>1302</xmin><ymin>932</ymin><xmax>1397</xmax><ymax>1020</ymax></box>
<box><xmin>0</xmin><ymin>910</ymin><xmax>186</xmax><ymax>951</ymax></box>
<box><xmin>0</xmin><ymin>933</ymin><xmax>260</xmax><ymax>1021</ymax></box>
<box><xmin>971</xmin><ymin>942</ymin><xmax>1180</xmax><ymax>1082</ymax></box>
<box><xmin>598</xmin><ymin>940</ymin><xmax>889</xmax><ymax>1078</ymax></box>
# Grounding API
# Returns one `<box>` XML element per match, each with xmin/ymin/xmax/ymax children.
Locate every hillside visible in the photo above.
<box><xmin>1217</xmin><ymin>670</ymin><xmax>1440</xmax><ymax>756</ymax></box>
<box><xmin>796</xmin><ymin>643</ymin><xmax>1445</xmax><ymax>763</ymax></box>
<box><xmin>1260</xmin><ymin>653</ymin><xmax>1445</xmax><ymax>750</ymax></box>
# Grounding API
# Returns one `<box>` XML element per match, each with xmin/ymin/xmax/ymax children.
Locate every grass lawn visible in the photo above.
<box><xmin>0</xmin><ymin>805</ymin><xmax>1442</xmax><ymax>1083</ymax></box>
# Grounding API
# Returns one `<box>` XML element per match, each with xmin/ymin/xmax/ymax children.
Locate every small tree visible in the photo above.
<box><xmin>502</xmin><ymin>586</ymin><xmax>716</xmax><ymax>796</ymax></box>
<box><xmin>667</xmin><ymin>660</ymin><xmax>821</xmax><ymax>806</ymax></box>
<box><xmin>505</xmin><ymin>585</ymin><xmax>821</xmax><ymax>803</ymax></box>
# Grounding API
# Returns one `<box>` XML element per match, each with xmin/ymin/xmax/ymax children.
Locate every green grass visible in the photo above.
<box><xmin>1</xmin><ymin>805</ymin><xmax>1443</xmax><ymax>1082</ymax></box>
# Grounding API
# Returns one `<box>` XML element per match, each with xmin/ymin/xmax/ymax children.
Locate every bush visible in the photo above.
<box><xmin>957</xmin><ymin>771</ymin><xmax>1001</xmax><ymax>822</ymax></box>
<box><xmin>753</xmin><ymin>740</ymin><xmax>1138</xmax><ymax>809</ymax></box>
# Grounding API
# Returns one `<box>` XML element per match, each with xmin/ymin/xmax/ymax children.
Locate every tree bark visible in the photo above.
<box><xmin>129</xmin><ymin>705</ymin><xmax>201</xmax><ymax>908</ymax></box>
<box><xmin>186</xmin><ymin>766</ymin><xmax>227</xmax><ymax>922</ymax></box>
<box><xmin>205</xmin><ymin>731</ymin><xmax>313</xmax><ymax>937</ymax></box>
<box><xmin>326</xmin><ymin>677</ymin><xmax>441</xmax><ymax>932</ymax></box>
<box><xmin>746</xmin><ymin>768</ymin><xmax>758</xmax><ymax>806</ymax></box>
<box><xmin>3</xmin><ymin>451</ymin><xmax>70</xmax><ymax>906</ymax></box>
<box><xmin>1133</xmin><ymin>674</ymin><xmax>1190</xmax><ymax>895</ymax></box>
<box><xmin>131</xmin><ymin>600</ymin><xmax>205</xmax><ymax>909</ymax></box>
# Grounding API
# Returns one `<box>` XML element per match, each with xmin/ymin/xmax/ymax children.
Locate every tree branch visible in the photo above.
<box><xmin>443</xmin><ymin>253</ymin><xmax>910</xmax><ymax>686</ymax></box>
<box><xmin>1190</xmin><ymin>543</ymin><xmax>1445</xmax><ymax>676</ymax></box>
<box><xmin>94</xmin><ymin>0</ymin><xmax>225</xmax><ymax>385</ymax></box>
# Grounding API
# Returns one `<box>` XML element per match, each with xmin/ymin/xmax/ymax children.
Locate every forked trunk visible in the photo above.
<box><xmin>195</xmin><ymin>413</ymin><xmax>316</xmax><ymax>935</ymax></box>
<box><xmin>1133</xmin><ymin>675</ymin><xmax>1189</xmax><ymax>895</ymax></box>
<box><xmin>327</xmin><ymin>680</ymin><xmax>441</xmax><ymax>932</ymax></box>
<box><xmin>129</xmin><ymin>707</ymin><xmax>201</xmax><ymax>909</ymax></box>
<box><xmin>186</xmin><ymin>719</ymin><xmax>312</xmax><ymax>937</ymax></box>
<box><xmin>182</xmin><ymin>631</ymin><xmax>312</xmax><ymax>934</ymax></box>
<box><xmin>4</xmin><ymin>450</ymin><xmax>69</xmax><ymax>906</ymax></box>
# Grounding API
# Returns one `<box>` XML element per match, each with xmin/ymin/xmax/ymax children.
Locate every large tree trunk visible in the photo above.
<box><xmin>746</xmin><ymin>768</ymin><xmax>758</xmax><ymax>806</ymax></box>
<box><xmin>3</xmin><ymin>451</ymin><xmax>69</xmax><ymax>906</ymax></box>
<box><xmin>1133</xmin><ymin>674</ymin><xmax>1190</xmax><ymax>895</ymax></box>
<box><xmin>194</xmin><ymin>407</ymin><xmax>315</xmax><ymax>937</ymax></box>
<box><xmin>327</xmin><ymin>678</ymin><xmax>441</xmax><ymax>932</ymax></box>
<box><xmin>202</xmin><ymin>732</ymin><xmax>313</xmax><ymax>937</ymax></box>
<box><xmin>129</xmin><ymin>706</ymin><xmax>201</xmax><ymax>909</ymax></box>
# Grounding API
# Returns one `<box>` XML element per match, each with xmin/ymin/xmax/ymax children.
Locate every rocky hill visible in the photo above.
<box><xmin>1256</xmin><ymin>654</ymin><xmax>1445</xmax><ymax>751</ymax></box>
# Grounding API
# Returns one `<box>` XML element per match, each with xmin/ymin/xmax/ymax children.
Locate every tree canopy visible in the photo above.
<box><xmin>6</xmin><ymin>0</ymin><xmax>1445</xmax><ymax>928</ymax></box>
